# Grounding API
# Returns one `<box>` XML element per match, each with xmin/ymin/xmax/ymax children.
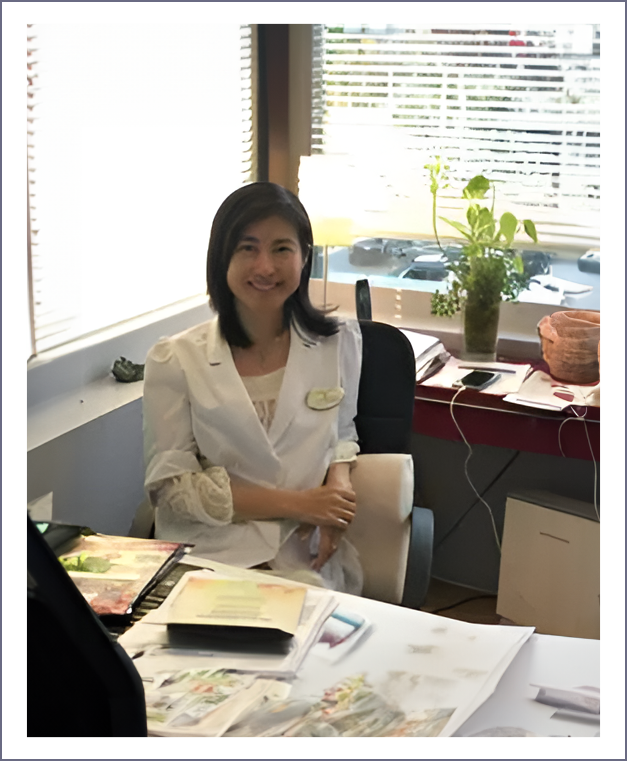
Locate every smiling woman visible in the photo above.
<box><xmin>226</xmin><ymin>216</ymin><xmax>305</xmax><ymax>365</ymax></box>
<box><xmin>142</xmin><ymin>182</ymin><xmax>364</xmax><ymax>594</ymax></box>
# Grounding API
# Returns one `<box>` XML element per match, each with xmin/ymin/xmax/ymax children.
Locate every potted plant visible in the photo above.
<box><xmin>426</xmin><ymin>158</ymin><xmax>538</xmax><ymax>361</ymax></box>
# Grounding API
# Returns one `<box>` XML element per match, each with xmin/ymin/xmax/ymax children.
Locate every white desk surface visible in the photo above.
<box><xmin>453</xmin><ymin>632</ymin><xmax>600</xmax><ymax>737</ymax></box>
<box><xmin>137</xmin><ymin>561</ymin><xmax>603</xmax><ymax>742</ymax></box>
<box><xmin>292</xmin><ymin>591</ymin><xmax>599</xmax><ymax>739</ymax></box>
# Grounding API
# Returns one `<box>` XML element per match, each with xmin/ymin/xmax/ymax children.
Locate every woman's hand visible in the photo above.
<box><xmin>304</xmin><ymin>462</ymin><xmax>357</xmax><ymax>571</ymax></box>
<box><xmin>311</xmin><ymin>525</ymin><xmax>344</xmax><ymax>572</ymax></box>
<box><xmin>230</xmin><ymin>461</ymin><xmax>356</xmax><ymax>530</ymax></box>
<box><xmin>296</xmin><ymin>483</ymin><xmax>356</xmax><ymax>529</ymax></box>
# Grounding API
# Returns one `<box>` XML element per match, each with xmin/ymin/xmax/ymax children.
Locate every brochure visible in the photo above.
<box><xmin>163</xmin><ymin>576</ymin><xmax>307</xmax><ymax>642</ymax></box>
<box><xmin>58</xmin><ymin>533</ymin><xmax>190</xmax><ymax>619</ymax></box>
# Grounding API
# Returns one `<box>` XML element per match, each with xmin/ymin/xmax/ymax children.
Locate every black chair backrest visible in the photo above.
<box><xmin>356</xmin><ymin>320</ymin><xmax>417</xmax><ymax>455</ymax></box>
<box><xmin>355</xmin><ymin>279</ymin><xmax>373</xmax><ymax>320</ymax></box>
<box><xmin>27</xmin><ymin>517</ymin><xmax>147</xmax><ymax>736</ymax></box>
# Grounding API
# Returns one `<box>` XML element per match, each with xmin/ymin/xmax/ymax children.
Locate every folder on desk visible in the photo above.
<box><xmin>164</xmin><ymin>576</ymin><xmax>307</xmax><ymax>643</ymax></box>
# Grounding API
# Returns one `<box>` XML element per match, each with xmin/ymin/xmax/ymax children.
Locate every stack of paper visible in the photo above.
<box><xmin>504</xmin><ymin>371</ymin><xmax>600</xmax><ymax>411</ymax></box>
<box><xmin>144</xmin><ymin>669</ymin><xmax>291</xmax><ymax>737</ymax></box>
<box><xmin>119</xmin><ymin>570</ymin><xmax>338</xmax><ymax>679</ymax></box>
<box><xmin>399</xmin><ymin>328</ymin><xmax>450</xmax><ymax>382</ymax></box>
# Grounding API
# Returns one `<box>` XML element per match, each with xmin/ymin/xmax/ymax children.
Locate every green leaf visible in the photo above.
<box><xmin>463</xmin><ymin>242</ymin><xmax>484</xmax><ymax>257</ymax></box>
<box><xmin>466</xmin><ymin>204</ymin><xmax>480</xmax><ymax>230</ymax></box>
<box><xmin>462</xmin><ymin>175</ymin><xmax>490</xmax><ymax>199</ymax></box>
<box><xmin>512</xmin><ymin>254</ymin><xmax>525</xmax><ymax>274</ymax></box>
<box><xmin>440</xmin><ymin>216</ymin><xmax>473</xmax><ymax>241</ymax></box>
<box><xmin>59</xmin><ymin>556</ymin><xmax>80</xmax><ymax>572</ymax></box>
<box><xmin>475</xmin><ymin>207</ymin><xmax>496</xmax><ymax>240</ymax></box>
<box><xmin>80</xmin><ymin>557</ymin><xmax>112</xmax><ymax>574</ymax></box>
<box><xmin>499</xmin><ymin>212</ymin><xmax>518</xmax><ymax>246</ymax></box>
<box><xmin>523</xmin><ymin>219</ymin><xmax>538</xmax><ymax>243</ymax></box>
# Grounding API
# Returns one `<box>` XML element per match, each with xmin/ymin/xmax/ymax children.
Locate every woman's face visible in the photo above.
<box><xmin>226</xmin><ymin>215</ymin><xmax>304</xmax><ymax>318</ymax></box>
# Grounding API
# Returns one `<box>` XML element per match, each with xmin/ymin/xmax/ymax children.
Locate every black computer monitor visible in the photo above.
<box><xmin>27</xmin><ymin>516</ymin><xmax>147</xmax><ymax>736</ymax></box>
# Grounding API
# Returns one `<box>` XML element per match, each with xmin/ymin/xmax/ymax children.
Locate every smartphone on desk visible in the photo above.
<box><xmin>454</xmin><ymin>370</ymin><xmax>501</xmax><ymax>390</ymax></box>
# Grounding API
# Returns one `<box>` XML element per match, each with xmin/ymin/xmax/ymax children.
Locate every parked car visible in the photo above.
<box><xmin>349</xmin><ymin>238</ymin><xmax>551</xmax><ymax>282</ymax></box>
<box><xmin>350</xmin><ymin>238</ymin><xmax>463</xmax><ymax>281</ymax></box>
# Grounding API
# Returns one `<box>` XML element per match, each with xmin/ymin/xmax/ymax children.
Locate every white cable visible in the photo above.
<box><xmin>449</xmin><ymin>387</ymin><xmax>502</xmax><ymax>554</ymax></box>
<box><xmin>557</xmin><ymin>416</ymin><xmax>569</xmax><ymax>458</ymax></box>
<box><xmin>558</xmin><ymin>403</ymin><xmax>599</xmax><ymax>522</ymax></box>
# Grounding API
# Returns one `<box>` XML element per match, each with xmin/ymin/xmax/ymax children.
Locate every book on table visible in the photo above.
<box><xmin>119</xmin><ymin>568</ymin><xmax>339</xmax><ymax>678</ymax></box>
<box><xmin>164</xmin><ymin>575</ymin><xmax>308</xmax><ymax>643</ymax></box>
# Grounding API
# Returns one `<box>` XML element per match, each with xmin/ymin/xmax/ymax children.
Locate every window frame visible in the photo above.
<box><xmin>26</xmin><ymin>23</ymin><xmax>259</xmax><ymax>446</ymax></box>
<box><xmin>25</xmin><ymin>21</ymin><xmax>606</xmax><ymax>407</ymax></box>
<box><xmin>26</xmin><ymin>22</ymin><xmax>256</xmax><ymax>357</ymax></box>
<box><xmin>287</xmin><ymin>23</ymin><xmax>601</xmax><ymax>349</ymax></box>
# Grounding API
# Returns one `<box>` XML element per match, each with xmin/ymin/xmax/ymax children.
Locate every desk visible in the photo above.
<box><xmin>453</xmin><ymin>633</ymin><xmax>600</xmax><ymax>737</ymax></box>
<box><xmin>413</xmin><ymin>382</ymin><xmax>600</xmax><ymax>462</ymax></box>
<box><xmin>410</xmin><ymin>369</ymin><xmax>600</xmax><ymax>592</ymax></box>
<box><xmin>121</xmin><ymin>564</ymin><xmax>601</xmax><ymax>740</ymax></box>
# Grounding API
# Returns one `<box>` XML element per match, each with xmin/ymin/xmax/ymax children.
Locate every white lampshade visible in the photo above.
<box><xmin>298</xmin><ymin>154</ymin><xmax>439</xmax><ymax>245</ymax></box>
<box><xmin>298</xmin><ymin>155</ymin><xmax>356</xmax><ymax>246</ymax></box>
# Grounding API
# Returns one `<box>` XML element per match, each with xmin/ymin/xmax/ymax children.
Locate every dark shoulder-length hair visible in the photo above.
<box><xmin>206</xmin><ymin>182</ymin><xmax>338</xmax><ymax>347</ymax></box>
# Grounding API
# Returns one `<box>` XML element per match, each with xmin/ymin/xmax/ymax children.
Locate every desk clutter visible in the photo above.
<box><xmin>398</xmin><ymin>328</ymin><xmax>450</xmax><ymax>382</ymax></box>
<box><xmin>418</xmin><ymin>353</ymin><xmax>600</xmax><ymax>411</ymax></box>
<box><xmin>112</xmin><ymin>557</ymin><xmax>535</xmax><ymax>737</ymax></box>
<box><xmin>29</xmin><ymin>517</ymin><xmax>601</xmax><ymax>738</ymax></box>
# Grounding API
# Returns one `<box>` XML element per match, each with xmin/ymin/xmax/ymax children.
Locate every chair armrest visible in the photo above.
<box><xmin>401</xmin><ymin>506</ymin><xmax>434</xmax><ymax>610</ymax></box>
<box><xmin>346</xmin><ymin>453</ymin><xmax>414</xmax><ymax>604</ymax></box>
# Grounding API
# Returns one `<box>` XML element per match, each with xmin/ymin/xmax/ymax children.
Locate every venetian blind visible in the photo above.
<box><xmin>312</xmin><ymin>24</ymin><xmax>600</xmax><ymax>248</ymax></box>
<box><xmin>27</xmin><ymin>23</ymin><xmax>254</xmax><ymax>354</ymax></box>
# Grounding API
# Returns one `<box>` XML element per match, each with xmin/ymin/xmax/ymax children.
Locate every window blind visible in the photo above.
<box><xmin>312</xmin><ymin>25</ymin><xmax>600</xmax><ymax>248</ymax></box>
<box><xmin>27</xmin><ymin>23</ymin><xmax>254</xmax><ymax>354</ymax></box>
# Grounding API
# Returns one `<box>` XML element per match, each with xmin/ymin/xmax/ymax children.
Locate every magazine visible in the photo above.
<box><xmin>58</xmin><ymin>533</ymin><xmax>190</xmax><ymax>619</ymax></box>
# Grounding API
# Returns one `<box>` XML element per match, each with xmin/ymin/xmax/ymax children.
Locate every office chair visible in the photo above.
<box><xmin>27</xmin><ymin>516</ymin><xmax>147</xmax><ymax>736</ymax></box>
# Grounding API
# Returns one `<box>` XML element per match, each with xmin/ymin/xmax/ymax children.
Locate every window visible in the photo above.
<box><xmin>27</xmin><ymin>23</ymin><xmax>254</xmax><ymax>354</ymax></box>
<box><xmin>302</xmin><ymin>24</ymin><xmax>601</xmax><ymax>315</ymax></box>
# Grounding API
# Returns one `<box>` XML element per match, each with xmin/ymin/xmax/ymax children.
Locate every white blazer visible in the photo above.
<box><xmin>143</xmin><ymin>316</ymin><xmax>362</xmax><ymax>566</ymax></box>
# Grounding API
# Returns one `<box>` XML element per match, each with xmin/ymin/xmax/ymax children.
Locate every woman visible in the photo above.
<box><xmin>143</xmin><ymin>182</ymin><xmax>363</xmax><ymax>594</ymax></box>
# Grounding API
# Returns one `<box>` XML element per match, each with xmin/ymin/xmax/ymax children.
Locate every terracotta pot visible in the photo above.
<box><xmin>537</xmin><ymin>310</ymin><xmax>600</xmax><ymax>384</ymax></box>
<box><xmin>599</xmin><ymin>341</ymin><xmax>608</xmax><ymax>383</ymax></box>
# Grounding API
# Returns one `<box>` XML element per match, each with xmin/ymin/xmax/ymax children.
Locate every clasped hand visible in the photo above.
<box><xmin>298</xmin><ymin>483</ymin><xmax>356</xmax><ymax>529</ymax></box>
<box><xmin>296</xmin><ymin>482</ymin><xmax>356</xmax><ymax>572</ymax></box>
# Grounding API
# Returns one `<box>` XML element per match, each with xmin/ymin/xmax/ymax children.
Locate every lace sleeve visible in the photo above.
<box><xmin>149</xmin><ymin>466</ymin><xmax>234</xmax><ymax>527</ymax></box>
<box><xmin>331</xmin><ymin>439</ymin><xmax>360</xmax><ymax>464</ymax></box>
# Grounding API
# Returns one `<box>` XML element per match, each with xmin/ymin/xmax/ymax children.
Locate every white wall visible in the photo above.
<box><xmin>27</xmin><ymin>297</ymin><xmax>212</xmax><ymax>533</ymax></box>
<box><xmin>28</xmin><ymin>399</ymin><xmax>145</xmax><ymax>535</ymax></box>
